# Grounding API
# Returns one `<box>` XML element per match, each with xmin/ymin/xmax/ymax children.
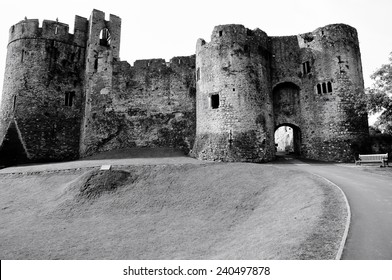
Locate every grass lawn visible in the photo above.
<box><xmin>0</xmin><ymin>162</ymin><xmax>347</xmax><ymax>259</ymax></box>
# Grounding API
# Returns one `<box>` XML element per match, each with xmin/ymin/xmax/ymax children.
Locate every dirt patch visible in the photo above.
<box><xmin>76</xmin><ymin>170</ymin><xmax>132</xmax><ymax>200</ymax></box>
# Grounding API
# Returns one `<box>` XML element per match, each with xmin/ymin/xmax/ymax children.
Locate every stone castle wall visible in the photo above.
<box><xmin>80</xmin><ymin>56</ymin><xmax>196</xmax><ymax>157</ymax></box>
<box><xmin>0</xmin><ymin>10</ymin><xmax>369</xmax><ymax>165</ymax></box>
<box><xmin>79</xmin><ymin>10</ymin><xmax>195</xmax><ymax>157</ymax></box>
<box><xmin>193</xmin><ymin>23</ymin><xmax>368</xmax><ymax>162</ymax></box>
<box><xmin>193</xmin><ymin>25</ymin><xmax>274</xmax><ymax>162</ymax></box>
<box><xmin>289</xmin><ymin>24</ymin><xmax>368</xmax><ymax>161</ymax></box>
<box><xmin>0</xmin><ymin>16</ymin><xmax>88</xmax><ymax>164</ymax></box>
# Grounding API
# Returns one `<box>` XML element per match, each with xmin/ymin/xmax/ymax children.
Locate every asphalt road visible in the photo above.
<box><xmin>280</xmin><ymin>158</ymin><xmax>392</xmax><ymax>260</ymax></box>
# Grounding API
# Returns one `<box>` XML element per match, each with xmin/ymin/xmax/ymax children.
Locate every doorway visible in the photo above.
<box><xmin>274</xmin><ymin>124</ymin><xmax>301</xmax><ymax>156</ymax></box>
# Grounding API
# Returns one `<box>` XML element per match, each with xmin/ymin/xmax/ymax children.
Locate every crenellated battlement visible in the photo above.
<box><xmin>198</xmin><ymin>24</ymin><xmax>268</xmax><ymax>45</ymax></box>
<box><xmin>197</xmin><ymin>24</ymin><xmax>270</xmax><ymax>61</ymax></box>
<box><xmin>133</xmin><ymin>58</ymin><xmax>167</xmax><ymax>69</ymax></box>
<box><xmin>132</xmin><ymin>56</ymin><xmax>195</xmax><ymax>71</ymax></box>
<box><xmin>315</xmin><ymin>24</ymin><xmax>358</xmax><ymax>40</ymax></box>
<box><xmin>86</xmin><ymin>9</ymin><xmax>121</xmax><ymax>59</ymax></box>
<box><xmin>8</xmin><ymin>16</ymin><xmax>88</xmax><ymax>47</ymax></box>
<box><xmin>294</xmin><ymin>24</ymin><xmax>358</xmax><ymax>50</ymax></box>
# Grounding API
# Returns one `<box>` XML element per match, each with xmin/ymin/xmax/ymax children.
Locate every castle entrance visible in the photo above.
<box><xmin>274</xmin><ymin>124</ymin><xmax>301</xmax><ymax>156</ymax></box>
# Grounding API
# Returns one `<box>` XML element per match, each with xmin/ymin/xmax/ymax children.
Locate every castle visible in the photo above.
<box><xmin>0</xmin><ymin>9</ymin><xmax>369</xmax><ymax>166</ymax></box>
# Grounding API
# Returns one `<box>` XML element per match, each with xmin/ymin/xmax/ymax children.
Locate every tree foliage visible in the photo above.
<box><xmin>366</xmin><ymin>52</ymin><xmax>392</xmax><ymax>134</ymax></box>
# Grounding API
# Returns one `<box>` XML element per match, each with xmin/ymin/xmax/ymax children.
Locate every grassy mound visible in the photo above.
<box><xmin>0</xmin><ymin>163</ymin><xmax>347</xmax><ymax>259</ymax></box>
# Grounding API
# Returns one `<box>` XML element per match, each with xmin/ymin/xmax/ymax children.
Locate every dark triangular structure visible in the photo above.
<box><xmin>0</xmin><ymin>121</ymin><xmax>29</xmax><ymax>167</ymax></box>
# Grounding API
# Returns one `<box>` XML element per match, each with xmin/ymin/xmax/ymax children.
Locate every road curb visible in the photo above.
<box><xmin>311</xmin><ymin>173</ymin><xmax>351</xmax><ymax>260</ymax></box>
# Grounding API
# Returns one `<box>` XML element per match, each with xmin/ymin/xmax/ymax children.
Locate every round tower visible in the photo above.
<box><xmin>297</xmin><ymin>24</ymin><xmax>369</xmax><ymax>161</ymax></box>
<box><xmin>0</xmin><ymin>16</ymin><xmax>88</xmax><ymax>165</ymax></box>
<box><xmin>192</xmin><ymin>25</ymin><xmax>275</xmax><ymax>162</ymax></box>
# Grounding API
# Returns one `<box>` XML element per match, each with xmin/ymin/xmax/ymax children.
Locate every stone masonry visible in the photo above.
<box><xmin>0</xmin><ymin>9</ymin><xmax>368</xmax><ymax>166</ymax></box>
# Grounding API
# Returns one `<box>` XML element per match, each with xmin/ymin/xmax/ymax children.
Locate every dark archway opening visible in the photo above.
<box><xmin>0</xmin><ymin>122</ymin><xmax>28</xmax><ymax>167</ymax></box>
<box><xmin>272</xmin><ymin>82</ymin><xmax>300</xmax><ymax>120</ymax></box>
<box><xmin>99</xmin><ymin>28</ymin><xmax>111</xmax><ymax>47</ymax></box>
<box><xmin>274</xmin><ymin>124</ymin><xmax>301</xmax><ymax>156</ymax></box>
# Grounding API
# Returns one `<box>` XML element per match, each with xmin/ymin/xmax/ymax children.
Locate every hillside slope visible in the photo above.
<box><xmin>0</xmin><ymin>162</ymin><xmax>347</xmax><ymax>259</ymax></box>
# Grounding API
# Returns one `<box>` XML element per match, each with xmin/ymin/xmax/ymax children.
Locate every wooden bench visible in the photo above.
<box><xmin>355</xmin><ymin>153</ymin><xmax>389</xmax><ymax>167</ymax></box>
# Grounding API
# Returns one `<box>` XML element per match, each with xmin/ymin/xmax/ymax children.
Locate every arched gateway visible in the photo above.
<box><xmin>274</xmin><ymin>124</ymin><xmax>301</xmax><ymax>156</ymax></box>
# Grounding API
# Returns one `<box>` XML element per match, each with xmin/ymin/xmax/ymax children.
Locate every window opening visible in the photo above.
<box><xmin>317</xmin><ymin>84</ymin><xmax>322</xmax><ymax>94</ymax></box>
<box><xmin>327</xmin><ymin>81</ymin><xmax>333</xmax><ymax>93</ymax></box>
<box><xmin>94</xmin><ymin>58</ymin><xmax>98</xmax><ymax>71</ymax></box>
<box><xmin>99</xmin><ymin>28</ymin><xmax>111</xmax><ymax>47</ymax></box>
<box><xmin>219</xmin><ymin>30</ymin><xmax>223</xmax><ymax>37</ymax></box>
<box><xmin>55</xmin><ymin>26</ymin><xmax>58</xmax><ymax>35</ymax></box>
<box><xmin>64</xmin><ymin>92</ymin><xmax>69</xmax><ymax>106</ymax></box>
<box><xmin>302</xmin><ymin>61</ymin><xmax>311</xmax><ymax>74</ymax></box>
<box><xmin>211</xmin><ymin>94</ymin><xmax>219</xmax><ymax>109</ymax></box>
<box><xmin>322</xmin><ymin>82</ymin><xmax>327</xmax><ymax>93</ymax></box>
<box><xmin>196</xmin><ymin>67</ymin><xmax>200</xmax><ymax>81</ymax></box>
<box><xmin>69</xmin><ymin>92</ymin><xmax>74</xmax><ymax>106</ymax></box>
<box><xmin>64</xmin><ymin>91</ymin><xmax>75</xmax><ymax>106</ymax></box>
<box><xmin>21</xmin><ymin>50</ymin><xmax>24</xmax><ymax>63</ymax></box>
<box><xmin>13</xmin><ymin>96</ymin><xmax>16</xmax><ymax>112</ymax></box>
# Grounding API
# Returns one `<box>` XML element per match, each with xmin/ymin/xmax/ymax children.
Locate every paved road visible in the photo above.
<box><xmin>279</xmin><ymin>158</ymin><xmax>392</xmax><ymax>259</ymax></box>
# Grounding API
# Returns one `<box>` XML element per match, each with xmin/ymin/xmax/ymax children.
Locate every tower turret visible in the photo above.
<box><xmin>295</xmin><ymin>24</ymin><xmax>369</xmax><ymax>161</ymax></box>
<box><xmin>192</xmin><ymin>25</ymin><xmax>275</xmax><ymax>162</ymax></box>
<box><xmin>79</xmin><ymin>9</ymin><xmax>122</xmax><ymax>156</ymax></box>
<box><xmin>0</xmin><ymin>15</ymin><xmax>88</xmax><ymax>165</ymax></box>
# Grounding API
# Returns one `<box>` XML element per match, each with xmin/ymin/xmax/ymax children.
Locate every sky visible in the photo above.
<box><xmin>0</xmin><ymin>0</ymin><xmax>391</xmax><ymax>101</ymax></box>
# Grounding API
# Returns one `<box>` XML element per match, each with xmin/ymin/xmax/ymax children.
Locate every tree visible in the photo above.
<box><xmin>366</xmin><ymin>52</ymin><xmax>392</xmax><ymax>134</ymax></box>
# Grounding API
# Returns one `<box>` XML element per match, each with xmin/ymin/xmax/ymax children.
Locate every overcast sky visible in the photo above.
<box><xmin>0</xmin><ymin>0</ymin><xmax>391</xmax><ymax>98</ymax></box>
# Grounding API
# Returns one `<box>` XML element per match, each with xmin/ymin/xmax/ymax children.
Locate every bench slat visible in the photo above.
<box><xmin>357</xmin><ymin>153</ymin><xmax>389</xmax><ymax>166</ymax></box>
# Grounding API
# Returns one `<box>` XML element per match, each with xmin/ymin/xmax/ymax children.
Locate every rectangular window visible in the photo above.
<box><xmin>196</xmin><ymin>67</ymin><xmax>200</xmax><ymax>81</ymax></box>
<box><xmin>327</xmin><ymin>81</ymin><xmax>333</xmax><ymax>93</ymax></box>
<box><xmin>322</xmin><ymin>82</ymin><xmax>327</xmax><ymax>93</ymax></box>
<box><xmin>211</xmin><ymin>94</ymin><xmax>219</xmax><ymax>109</ymax></box>
<box><xmin>64</xmin><ymin>92</ymin><xmax>69</xmax><ymax>106</ymax></box>
<box><xmin>302</xmin><ymin>61</ymin><xmax>311</xmax><ymax>74</ymax></box>
<box><xmin>69</xmin><ymin>92</ymin><xmax>75</xmax><ymax>106</ymax></box>
<box><xmin>64</xmin><ymin>91</ymin><xmax>75</xmax><ymax>106</ymax></box>
<box><xmin>317</xmin><ymin>84</ymin><xmax>322</xmax><ymax>94</ymax></box>
<box><xmin>13</xmin><ymin>96</ymin><xmax>16</xmax><ymax>112</ymax></box>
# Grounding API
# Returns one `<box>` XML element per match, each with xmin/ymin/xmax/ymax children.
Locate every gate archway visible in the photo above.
<box><xmin>274</xmin><ymin>123</ymin><xmax>301</xmax><ymax>156</ymax></box>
